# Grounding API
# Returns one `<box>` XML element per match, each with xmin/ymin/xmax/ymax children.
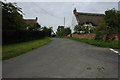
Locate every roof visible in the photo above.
<box><xmin>24</xmin><ymin>19</ymin><xmax>37</xmax><ymax>23</ymax></box>
<box><xmin>74</xmin><ymin>11</ymin><xmax>104</xmax><ymax>26</ymax></box>
<box><xmin>24</xmin><ymin>17</ymin><xmax>38</xmax><ymax>23</ymax></box>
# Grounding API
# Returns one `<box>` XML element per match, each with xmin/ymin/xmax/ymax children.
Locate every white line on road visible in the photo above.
<box><xmin>109</xmin><ymin>48</ymin><xmax>119</xmax><ymax>55</ymax></box>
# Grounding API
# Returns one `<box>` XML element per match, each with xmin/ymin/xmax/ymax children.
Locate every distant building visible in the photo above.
<box><xmin>24</xmin><ymin>17</ymin><xmax>38</xmax><ymax>23</ymax></box>
<box><xmin>118</xmin><ymin>1</ymin><xmax>120</xmax><ymax>11</ymax></box>
<box><xmin>73</xmin><ymin>8</ymin><xmax>104</xmax><ymax>26</ymax></box>
<box><xmin>24</xmin><ymin>17</ymin><xmax>38</xmax><ymax>30</ymax></box>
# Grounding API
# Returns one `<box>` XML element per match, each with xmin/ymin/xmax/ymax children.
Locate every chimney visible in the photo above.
<box><xmin>36</xmin><ymin>17</ymin><xmax>38</xmax><ymax>21</ymax></box>
<box><xmin>73</xmin><ymin>8</ymin><xmax>77</xmax><ymax>15</ymax></box>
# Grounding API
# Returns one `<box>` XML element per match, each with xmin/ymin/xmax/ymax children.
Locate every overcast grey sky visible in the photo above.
<box><xmin>17</xmin><ymin>2</ymin><xmax>118</xmax><ymax>32</ymax></box>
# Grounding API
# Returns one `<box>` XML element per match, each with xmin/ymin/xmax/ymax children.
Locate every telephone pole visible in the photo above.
<box><xmin>64</xmin><ymin>17</ymin><xmax>65</xmax><ymax>27</ymax></box>
<box><xmin>118</xmin><ymin>1</ymin><xmax>120</xmax><ymax>11</ymax></box>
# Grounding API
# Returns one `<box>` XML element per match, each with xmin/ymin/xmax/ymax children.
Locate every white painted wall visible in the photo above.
<box><xmin>71</xmin><ymin>15</ymin><xmax>78</xmax><ymax>33</ymax></box>
<box><xmin>118</xmin><ymin>1</ymin><xmax>120</xmax><ymax>11</ymax></box>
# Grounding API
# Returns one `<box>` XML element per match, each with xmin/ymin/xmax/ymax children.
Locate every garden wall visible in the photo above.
<box><xmin>71</xmin><ymin>33</ymin><xmax>96</xmax><ymax>39</ymax></box>
<box><xmin>71</xmin><ymin>33</ymin><xmax>120</xmax><ymax>41</ymax></box>
<box><xmin>102</xmin><ymin>34</ymin><xmax>120</xmax><ymax>41</ymax></box>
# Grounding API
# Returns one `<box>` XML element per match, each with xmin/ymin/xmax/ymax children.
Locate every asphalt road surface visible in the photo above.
<box><xmin>3</xmin><ymin>38</ymin><xmax>118</xmax><ymax>78</ymax></box>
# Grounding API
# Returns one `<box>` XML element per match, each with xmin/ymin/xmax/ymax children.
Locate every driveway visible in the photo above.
<box><xmin>2</xmin><ymin>38</ymin><xmax>118</xmax><ymax>78</ymax></box>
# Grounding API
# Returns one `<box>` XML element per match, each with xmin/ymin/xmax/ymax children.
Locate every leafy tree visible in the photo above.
<box><xmin>56</xmin><ymin>26</ymin><xmax>64</xmax><ymax>36</ymax></box>
<box><xmin>93</xmin><ymin>9</ymin><xmax>120</xmax><ymax>40</ymax></box>
<box><xmin>27</xmin><ymin>22</ymin><xmax>41</xmax><ymax>30</ymax></box>
<box><xmin>94</xmin><ymin>22</ymin><xmax>108</xmax><ymax>40</ymax></box>
<box><xmin>64</xmin><ymin>28</ymin><xmax>71</xmax><ymax>36</ymax></box>
<box><xmin>104</xmin><ymin>9</ymin><xmax>120</xmax><ymax>33</ymax></box>
<box><xmin>1</xmin><ymin>1</ymin><xmax>27</xmax><ymax>30</ymax></box>
<box><xmin>41</xmin><ymin>26</ymin><xmax>53</xmax><ymax>37</ymax></box>
<box><xmin>94</xmin><ymin>22</ymin><xmax>108</xmax><ymax>34</ymax></box>
<box><xmin>56</xmin><ymin>26</ymin><xmax>71</xmax><ymax>36</ymax></box>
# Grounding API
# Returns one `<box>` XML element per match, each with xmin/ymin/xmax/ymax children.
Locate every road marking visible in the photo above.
<box><xmin>109</xmin><ymin>48</ymin><xmax>119</xmax><ymax>55</ymax></box>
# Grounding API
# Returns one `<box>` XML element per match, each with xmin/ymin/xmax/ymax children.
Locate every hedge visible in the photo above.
<box><xmin>2</xmin><ymin>30</ymin><xmax>51</xmax><ymax>45</ymax></box>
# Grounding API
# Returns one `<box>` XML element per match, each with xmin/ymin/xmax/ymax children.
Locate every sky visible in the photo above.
<box><xmin>16</xmin><ymin>2</ymin><xmax>118</xmax><ymax>32</ymax></box>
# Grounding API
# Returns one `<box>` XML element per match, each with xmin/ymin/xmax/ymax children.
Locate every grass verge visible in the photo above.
<box><xmin>54</xmin><ymin>36</ymin><xmax>68</xmax><ymax>38</ymax></box>
<box><xmin>2</xmin><ymin>37</ymin><xmax>52</xmax><ymax>60</ymax></box>
<box><xmin>68</xmin><ymin>37</ymin><xmax>119</xmax><ymax>49</ymax></box>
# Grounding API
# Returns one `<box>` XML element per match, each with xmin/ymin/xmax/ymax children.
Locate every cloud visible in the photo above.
<box><xmin>17</xmin><ymin>2</ymin><xmax>118</xmax><ymax>32</ymax></box>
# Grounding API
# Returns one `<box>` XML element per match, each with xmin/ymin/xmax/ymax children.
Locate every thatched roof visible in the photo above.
<box><xmin>74</xmin><ymin>8</ymin><xmax>104</xmax><ymax>26</ymax></box>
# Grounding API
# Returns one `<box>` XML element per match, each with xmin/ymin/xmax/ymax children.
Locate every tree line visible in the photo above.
<box><xmin>1</xmin><ymin>1</ymin><xmax>53</xmax><ymax>44</ymax></box>
<box><xmin>56</xmin><ymin>26</ymin><xmax>71</xmax><ymax>37</ymax></box>
<box><xmin>1</xmin><ymin>1</ymin><xmax>52</xmax><ymax>32</ymax></box>
<box><xmin>1</xmin><ymin>1</ymin><xmax>119</xmax><ymax>40</ymax></box>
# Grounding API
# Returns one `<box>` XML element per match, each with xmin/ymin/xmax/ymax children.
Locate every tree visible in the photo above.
<box><xmin>93</xmin><ymin>9</ymin><xmax>120</xmax><ymax>40</ymax></box>
<box><xmin>94</xmin><ymin>22</ymin><xmax>108</xmax><ymax>40</ymax></box>
<box><xmin>56</xmin><ymin>26</ymin><xmax>71</xmax><ymax>36</ymax></box>
<box><xmin>27</xmin><ymin>22</ymin><xmax>41</xmax><ymax>30</ymax></box>
<box><xmin>104</xmin><ymin>9</ymin><xmax>120</xmax><ymax>33</ymax></box>
<box><xmin>41</xmin><ymin>26</ymin><xmax>53</xmax><ymax>37</ymax></box>
<box><xmin>1</xmin><ymin>1</ymin><xmax>27</xmax><ymax>30</ymax></box>
<box><xmin>56</xmin><ymin>26</ymin><xmax>64</xmax><ymax>36</ymax></box>
<box><xmin>64</xmin><ymin>28</ymin><xmax>71</xmax><ymax>36</ymax></box>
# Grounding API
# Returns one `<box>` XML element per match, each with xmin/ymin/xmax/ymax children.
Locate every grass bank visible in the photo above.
<box><xmin>2</xmin><ymin>37</ymin><xmax>52</xmax><ymax>60</ymax></box>
<box><xmin>68</xmin><ymin>37</ymin><xmax>119</xmax><ymax>49</ymax></box>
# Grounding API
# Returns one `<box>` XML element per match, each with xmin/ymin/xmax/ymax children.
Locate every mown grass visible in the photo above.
<box><xmin>68</xmin><ymin>37</ymin><xmax>119</xmax><ymax>49</ymax></box>
<box><xmin>2</xmin><ymin>37</ymin><xmax>52</xmax><ymax>60</ymax></box>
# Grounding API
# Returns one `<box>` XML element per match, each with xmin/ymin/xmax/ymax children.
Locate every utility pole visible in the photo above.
<box><xmin>118</xmin><ymin>1</ymin><xmax>120</xmax><ymax>11</ymax></box>
<box><xmin>64</xmin><ymin>17</ymin><xmax>65</xmax><ymax>27</ymax></box>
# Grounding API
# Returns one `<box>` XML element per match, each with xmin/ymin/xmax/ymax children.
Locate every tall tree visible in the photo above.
<box><xmin>1</xmin><ymin>1</ymin><xmax>27</xmax><ymax>30</ymax></box>
<box><xmin>56</xmin><ymin>26</ymin><xmax>71</xmax><ymax>36</ymax></box>
<box><xmin>27</xmin><ymin>22</ymin><xmax>41</xmax><ymax>30</ymax></box>
<box><xmin>41</xmin><ymin>26</ymin><xmax>52</xmax><ymax>37</ymax></box>
<box><xmin>104</xmin><ymin>9</ymin><xmax>120</xmax><ymax>33</ymax></box>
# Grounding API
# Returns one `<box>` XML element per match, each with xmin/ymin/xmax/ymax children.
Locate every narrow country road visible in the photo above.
<box><xmin>3</xmin><ymin>38</ymin><xmax>118</xmax><ymax>78</ymax></box>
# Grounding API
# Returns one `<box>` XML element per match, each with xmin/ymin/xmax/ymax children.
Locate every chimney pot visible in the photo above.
<box><xmin>36</xmin><ymin>17</ymin><xmax>38</xmax><ymax>21</ymax></box>
<box><xmin>73</xmin><ymin>8</ymin><xmax>77</xmax><ymax>15</ymax></box>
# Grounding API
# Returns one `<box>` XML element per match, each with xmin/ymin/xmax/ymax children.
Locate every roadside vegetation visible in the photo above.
<box><xmin>68</xmin><ymin>9</ymin><xmax>119</xmax><ymax>49</ymax></box>
<box><xmin>68</xmin><ymin>37</ymin><xmax>119</xmax><ymax>49</ymax></box>
<box><xmin>74</xmin><ymin>9</ymin><xmax>120</xmax><ymax>40</ymax></box>
<box><xmin>56</xmin><ymin>26</ymin><xmax>71</xmax><ymax>37</ymax></box>
<box><xmin>2</xmin><ymin>37</ymin><xmax>52</xmax><ymax>60</ymax></box>
<box><xmin>1</xmin><ymin>1</ymin><xmax>53</xmax><ymax>60</ymax></box>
